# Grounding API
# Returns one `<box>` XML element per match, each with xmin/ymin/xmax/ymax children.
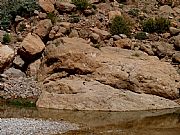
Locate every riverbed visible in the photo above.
<box><xmin>0</xmin><ymin>105</ymin><xmax>180</xmax><ymax>135</ymax></box>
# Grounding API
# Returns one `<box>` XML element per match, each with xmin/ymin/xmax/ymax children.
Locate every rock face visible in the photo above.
<box><xmin>0</xmin><ymin>45</ymin><xmax>15</xmax><ymax>73</ymax></box>
<box><xmin>18</xmin><ymin>33</ymin><xmax>45</xmax><ymax>60</ymax></box>
<box><xmin>37</xmin><ymin>78</ymin><xmax>179</xmax><ymax>111</ymax></box>
<box><xmin>36</xmin><ymin>37</ymin><xmax>180</xmax><ymax>111</ymax></box>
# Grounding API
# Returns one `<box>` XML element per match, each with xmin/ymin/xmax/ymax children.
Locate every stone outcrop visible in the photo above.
<box><xmin>36</xmin><ymin>37</ymin><xmax>180</xmax><ymax>111</ymax></box>
<box><xmin>18</xmin><ymin>33</ymin><xmax>45</xmax><ymax>60</ymax></box>
<box><xmin>0</xmin><ymin>45</ymin><xmax>15</xmax><ymax>73</ymax></box>
<box><xmin>37</xmin><ymin>77</ymin><xmax>179</xmax><ymax>111</ymax></box>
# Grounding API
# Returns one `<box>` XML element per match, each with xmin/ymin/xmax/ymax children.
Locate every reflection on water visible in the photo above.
<box><xmin>0</xmin><ymin>105</ymin><xmax>180</xmax><ymax>135</ymax></box>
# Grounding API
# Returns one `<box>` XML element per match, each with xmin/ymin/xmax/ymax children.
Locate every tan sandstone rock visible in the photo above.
<box><xmin>0</xmin><ymin>45</ymin><xmax>14</xmax><ymax>73</ymax></box>
<box><xmin>34</xmin><ymin>19</ymin><xmax>53</xmax><ymax>38</ymax></box>
<box><xmin>39</xmin><ymin>0</ymin><xmax>55</xmax><ymax>13</ymax></box>
<box><xmin>37</xmin><ymin>37</ymin><xmax>180</xmax><ymax>111</ymax></box>
<box><xmin>36</xmin><ymin>77</ymin><xmax>179</xmax><ymax>111</ymax></box>
<box><xmin>55</xmin><ymin>2</ymin><xmax>76</xmax><ymax>12</ymax></box>
<box><xmin>90</xmin><ymin>27</ymin><xmax>111</xmax><ymax>40</ymax></box>
<box><xmin>19</xmin><ymin>33</ymin><xmax>45</xmax><ymax>60</ymax></box>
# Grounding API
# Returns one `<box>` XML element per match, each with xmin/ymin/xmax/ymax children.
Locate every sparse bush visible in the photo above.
<box><xmin>142</xmin><ymin>17</ymin><xmax>170</xmax><ymax>33</ymax></box>
<box><xmin>2</xmin><ymin>33</ymin><xmax>11</xmax><ymax>44</ymax></box>
<box><xmin>135</xmin><ymin>32</ymin><xmax>148</xmax><ymax>40</ymax></box>
<box><xmin>0</xmin><ymin>0</ymin><xmax>40</xmax><ymax>30</ymax></box>
<box><xmin>72</xmin><ymin>0</ymin><xmax>90</xmax><ymax>10</ymax></box>
<box><xmin>128</xmin><ymin>8</ymin><xmax>139</xmax><ymax>17</ymax></box>
<box><xmin>18</xmin><ymin>23</ymin><xmax>26</xmax><ymax>32</ymax></box>
<box><xmin>47</xmin><ymin>12</ymin><xmax>56</xmax><ymax>24</ymax></box>
<box><xmin>154</xmin><ymin>17</ymin><xmax>171</xmax><ymax>33</ymax></box>
<box><xmin>110</xmin><ymin>16</ymin><xmax>131</xmax><ymax>36</ymax></box>
<box><xmin>69</xmin><ymin>14</ymin><xmax>80</xmax><ymax>23</ymax></box>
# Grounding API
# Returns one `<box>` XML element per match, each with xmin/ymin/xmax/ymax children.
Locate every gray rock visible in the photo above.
<box><xmin>13</xmin><ymin>55</ymin><xmax>24</xmax><ymax>69</ymax></box>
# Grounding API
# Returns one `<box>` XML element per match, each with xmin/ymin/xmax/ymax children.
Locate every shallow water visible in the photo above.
<box><xmin>0</xmin><ymin>105</ymin><xmax>180</xmax><ymax>135</ymax></box>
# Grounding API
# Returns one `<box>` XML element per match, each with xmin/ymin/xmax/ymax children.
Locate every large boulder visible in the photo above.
<box><xmin>37</xmin><ymin>77</ymin><xmax>179</xmax><ymax>111</ymax></box>
<box><xmin>18</xmin><ymin>33</ymin><xmax>45</xmax><ymax>60</ymax></box>
<box><xmin>0</xmin><ymin>45</ymin><xmax>14</xmax><ymax>73</ymax></box>
<box><xmin>39</xmin><ymin>0</ymin><xmax>55</xmax><ymax>13</ymax></box>
<box><xmin>34</xmin><ymin>19</ymin><xmax>53</xmax><ymax>38</ymax></box>
<box><xmin>37</xmin><ymin>37</ymin><xmax>180</xmax><ymax>111</ymax></box>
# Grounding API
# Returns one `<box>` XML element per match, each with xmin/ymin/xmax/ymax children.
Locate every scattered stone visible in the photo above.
<box><xmin>15</xmin><ymin>16</ymin><xmax>24</xmax><ymax>22</ymax></box>
<box><xmin>172</xmin><ymin>52</ymin><xmax>180</xmax><ymax>63</ymax></box>
<box><xmin>34</xmin><ymin>19</ymin><xmax>53</xmax><ymax>38</ymax></box>
<box><xmin>169</xmin><ymin>27</ymin><xmax>180</xmax><ymax>35</ymax></box>
<box><xmin>90</xmin><ymin>27</ymin><xmax>111</xmax><ymax>40</ymax></box>
<box><xmin>69</xmin><ymin>29</ymin><xmax>79</xmax><ymax>38</ymax></box>
<box><xmin>0</xmin><ymin>118</ymin><xmax>78</xmax><ymax>135</ymax></box>
<box><xmin>27</xmin><ymin>59</ymin><xmax>41</xmax><ymax>77</ymax></box>
<box><xmin>115</xmin><ymin>38</ymin><xmax>133</xmax><ymax>49</ymax></box>
<box><xmin>3</xmin><ymin>68</ymin><xmax>26</xmax><ymax>78</ymax></box>
<box><xmin>112</xmin><ymin>35</ymin><xmax>121</xmax><ymax>40</ymax></box>
<box><xmin>174</xmin><ymin>34</ymin><xmax>180</xmax><ymax>50</ymax></box>
<box><xmin>90</xmin><ymin>32</ymin><xmax>100</xmax><ymax>43</ymax></box>
<box><xmin>13</xmin><ymin>55</ymin><xmax>24</xmax><ymax>69</ymax></box>
<box><xmin>55</xmin><ymin>2</ymin><xmax>76</xmax><ymax>12</ymax></box>
<box><xmin>38</xmin><ymin>12</ymin><xmax>47</xmax><ymax>19</ymax></box>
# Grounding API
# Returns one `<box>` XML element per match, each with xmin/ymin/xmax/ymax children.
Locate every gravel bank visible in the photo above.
<box><xmin>0</xmin><ymin>118</ymin><xmax>79</xmax><ymax>135</ymax></box>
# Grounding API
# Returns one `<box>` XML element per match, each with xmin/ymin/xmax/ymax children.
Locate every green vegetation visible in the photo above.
<box><xmin>128</xmin><ymin>8</ymin><xmax>139</xmax><ymax>17</ymax></box>
<box><xmin>2</xmin><ymin>33</ymin><xmax>11</xmax><ymax>44</ymax></box>
<box><xmin>142</xmin><ymin>17</ymin><xmax>171</xmax><ymax>33</ymax></box>
<box><xmin>0</xmin><ymin>0</ymin><xmax>40</xmax><ymax>30</ymax></box>
<box><xmin>135</xmin><ymin>32</ymin><xmax>148</xmax><ymax>40</ymax></box>
<box><xmin>71</xmin><ymin>0</ymin><xmax>90</xmax><ymax>10</ymax></box>
<box><xmin>18</xmin><ymin>23</ymin><xmax>26</xmax><ymax>32</ymax></box>
<box><xmin>47</xmin><ymin>12</ymin><xmax>57</xmax><ymax>24</ymax></box>
<box><xmin>69</xmin><ymin>14</ymin><xmax>80</xmax><ymax>23</ymax></box>
<box><xmin>110</xmin><ymin>16</ymin><xmax>131</xmax><ymax>36</ymax></box>
<box><xmin>8</xmin><ymin>98</ymin><xmax>36</xmax><ymax>107</ymax></box>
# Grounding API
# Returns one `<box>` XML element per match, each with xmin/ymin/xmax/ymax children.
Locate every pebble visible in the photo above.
<box><xmin>0</xmin><ymin>118</ymin><xmax>79</xmax><ymax>135</ymax></box>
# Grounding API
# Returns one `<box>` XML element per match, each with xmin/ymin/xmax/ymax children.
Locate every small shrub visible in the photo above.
<box><xmin>47</xmin><ymin>12</ymin><xmax>56</xmax><ymax>24</ymax></box>
<box><xmin>3</xmin><ymin>33</ymin><xmax>11</xmax><ymax>44</ymax></box>
<box><xmin>69</xmin><ymin>14</ymin><xmax>80</xmax><ymax>23</ymax></box>
<box><xmin>135</xmin><ymin>32</ymin><xmax>148</xmax><ymax>40</ymax></box>
<box><xmin>18</xmin><ymin>23</ymin><xmax>26</xmax><ymax>32</ymax></box>
<box><xmin>128</xmin><ymin>8</ymin><xmax>139</xmax><ymax>17</ymax></box>
<box><xmin>0</xmin><ymin>0</ymin><xmax>40</xmax><ymax>30</ymax></box>
<box><xmin>154</xmin><ymin>17</ymin><xmax>171</xmax><ymax>33</ymax></box>
<box><xmin>8</xmin><ymin>98</ymin><xmax>36</xmax><ymax>107</ymax></box>
<box><xmin>142</xmin><ymin>17</ymin><xmax>170</xmax><ymax>33</ymax></box>
<box><xmin>110</xmin><ymin>16</ymin><xmax>131</xmax><ymax>36</ymax></box>
<box><xmin>72</xmin><ymin>0</ymin><xmax>90</xmax><ymax>10</ymax></box>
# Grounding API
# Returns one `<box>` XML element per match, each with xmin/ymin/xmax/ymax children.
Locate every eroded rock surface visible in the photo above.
<box><xmin>37</xmin><ymin>37</ymin><xmax>180</xmax><ymax>111</ymax></box>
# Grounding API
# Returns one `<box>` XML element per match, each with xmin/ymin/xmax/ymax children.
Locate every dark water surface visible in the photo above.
<box><xmin>0</xmin><ymin>106</ymin><xmax>180</xmax><ymax>135</ymax></box>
